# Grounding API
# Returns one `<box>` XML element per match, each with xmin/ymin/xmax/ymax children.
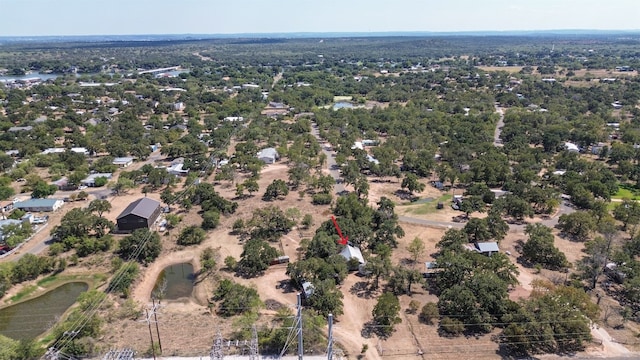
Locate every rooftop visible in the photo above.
<box><xmin>117</xmin><ymin>198</ymin><xmax>161</xmax><ymax>220</ymax></box>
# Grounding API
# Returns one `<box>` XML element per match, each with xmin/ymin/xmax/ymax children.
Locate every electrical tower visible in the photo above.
<box><xmin>210</xmin><ymin>328</ymin><xmax>224</xmax><ymax>360</ymax></box>
<box><xmin>327</xmin><ymin>313</ymin><xmax>334</xmax><ymax>360</ymax></box>
<box><xmin>249</xmin><ymin>326</ymin><xmax>259</xmax><ymax>360</ymax></box>
<box><xmin>44</xmin><ymin>347</ymin><xmax>60</xmax><ymax>360</ymax></box>
<box><xmin>297</xmin><ymin>293</ymin><xmax>303</xmax><ymax>360</ymax></box>
<box><xmin>102</xmin><ymin>348</ymin><xmax>135</xmax><ymax>360</ymax></box>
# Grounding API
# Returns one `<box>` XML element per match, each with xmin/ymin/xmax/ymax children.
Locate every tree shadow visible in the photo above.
<box><xmin>277</xmin><ymin>279</ymin><xmax>296</xmax><ymax>294</ymax></box>
<box><xmin>394</xmin><ymin>189</ymin><xmax>415</xmax><ymax>201</ymax></box>
<box><xmin>350</xmin><ymin>281</ymin><xmax>378</xmax><ymax>299</ymax></box>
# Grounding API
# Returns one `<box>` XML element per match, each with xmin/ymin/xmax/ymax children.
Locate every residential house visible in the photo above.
<box><xmin>116</xmin><ymin>198</ymin><xmax>161</xmax><ymax>232</ymax></box>
<box><xmin>223</xmin><ymin>116</ymin><xmax>244</xmax><ymax>122</ymax></box>
<box><xmin>167</xmin><ymin>163</ymin><xmax>189</xmax><ymax>176</ymax></box>
<box><xmin>81</xmin><ymin>173</ymin><xmax>113</xmax><ymax>187</ymax></box>
<box><xmin>564</xmin><ymin>142</ymin><xmax>580</xmax><ymax>153</ymax></box>
<box><xmin>112</xmin><ymin>157</ymin><xmax>134</xmax><ymax>168</ymax></box>
<box><xmin>52</xmin><ymin>177</ymin><xmax>76</xmax><ymax>191</ymax></box>
<box><xmin>475</xmin><ymin>242</ymin><xmax>500</xmax><ymax>256</ymax></box>
<box><xmin>0</xmin><ymin>219</ymin><xmax>24</xmax><ymax>241</ymax></box>
<box><xmin>14</xmin><ymin>198</ymin><xmax>64</xmax><ymax>212</ymax></box>
<box><xmin>257</xmin><ymin>148</ymin><xmax>279</xmax><ymax>164</ymax></box>
<box><xmin>173</xmin><ymin>102</ymin><xmax>185</xmax><ymax>111</ymax></box>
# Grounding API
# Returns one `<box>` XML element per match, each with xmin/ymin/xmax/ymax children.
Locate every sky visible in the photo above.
<box><xmin>1</xmin><ymin>0</ymin><xmax>639</xmax><ymax>36</ymax></box>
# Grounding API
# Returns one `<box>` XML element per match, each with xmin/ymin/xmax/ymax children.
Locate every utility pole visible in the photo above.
<box><xmin>327</xmin><ymin>313</ymin><xmax>333</xmax><ymax>360</ymax></box>
<box><xmin>297</xmin><ymin>293</ymin><xmax>303</xmax><ymax>360</ymax></box>
<box><xmin>151</xmin><ymin>298</ymin><xmax>163</xmax><ymax>353</ymax></box>
<box><xmin>145</xmin><ymin>309</ymin><xmax>157</xmax><ymax>360</ymax></box>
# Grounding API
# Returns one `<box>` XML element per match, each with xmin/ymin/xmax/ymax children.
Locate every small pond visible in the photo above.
<box><xmin>333</xmin><ymin>102</ymin><xmax>354</xmax><ymax>110</ymax></box>
<box><xmin>152</xmin><ymin>263</ymin><xmax>195</xmax><ymax>300</ymax></box>
<box><xmin>0</xmin><ymin>282</ymin><xmax>88</xmax><ymax>340</ymax></box>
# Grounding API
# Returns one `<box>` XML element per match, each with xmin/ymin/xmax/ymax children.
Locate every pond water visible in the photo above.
<box><xmin>333</xmin><ymin>102</ymin><xmax>355</xmax><ymax>110</ymax></box>
<box><xmin>0</xmin><ymin>282</ymin><xmax>88</xmax><ymax>340</ymax></box>
<box><xmin>152</xmin><ymin>263</ymin><xmax>195</xmax><ymax>300</ymax></box>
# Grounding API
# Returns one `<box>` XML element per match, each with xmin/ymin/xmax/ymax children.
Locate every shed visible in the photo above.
<box><xmin>14</xmin><ymin>199</ymin><xmax>64</xmax><ymax>212</ymax></box>
<box><xmin>476</xmin><ymin>242</ymin><xmax>500</xmax><ymax>256</ymax></box>
<box><xmin>257</xmin><ymin>148</ymin><xmax>279</xmax><ymax>164</ymax></box>
<box><xmin>116</xmin><ymin>198</ymin><xmax>161</xmax><ymax>232</ymax></box>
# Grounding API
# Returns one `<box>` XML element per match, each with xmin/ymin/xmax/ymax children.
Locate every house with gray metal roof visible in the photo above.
<box><xmin>257</xmin><ymin>147</ymin><xmax>279</xmax><ymax>164</ymax></box>
<box><xmin>116</xmin><ymin>198</ymin><xmax>161</xmax><ymax>232</ymax></box>
<box><xmin>14</xmin><ymin>198</ymin><xmax>64</xmax><ymax>212</ymax></box>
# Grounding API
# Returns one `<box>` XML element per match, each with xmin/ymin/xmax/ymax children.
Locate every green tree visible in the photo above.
<box><xmin>305</xmin><ymin>279</ymin><xmax>344</xmax><ymax>317</ymax></box>
<box><xmin>248</xmin><ymin>206</ymin><xmax>295</xmax><ymax>241</ymax></box>
<box><xmin>613</xmin><ymin>199</ymin><xmax>640</xmax><ymax>231</ymax></box>
<box><xmin>213</xmin><ymin>279</ymin><xmax>262</xmax><ymax>317</ymax></box>
<box><xmin>243</xmin><ymin>178</ymin><xmax>259</xmax><ymax>196</ymax></box>
<box><xmin>107</xmin><ymin>262</ymin><xmax>139</xmax><ymax>297</ymax></box>
<box><xmin>557</xmin><ymin>211</ymin><xmax>596</xmax><ymax>241</ymax></box>
<box><xmin>87</xmin><ymin>199</ymin><xmax>112</xmax><ymax>217</ymax></box>
<box><xmin>201</xmin><ymin>210</ymin><xmax>221</xmax><ymax>230</ymax></box>
<box><xmin>522</xmin><ymin>224</ymin><xmax>568</xmax><ymax>270</ymax></box>
<box><xmin>237</xmin><ymin>239</ymin><xmax>278</xmax><ymax>277</ymax></box>
<box><xmin>407</xmin><ymin>237</ymin><xmax>425</xmax><ymax>264</ymax></box>
<box><xmin>117</xmin><ymin>228</ymin><xmax>162</xmax><ymax>264</ymax></box>
<box><xmin>401</xmin><ymin>173</ymin><xmax>426</xmax><ymax>197</ymax></box>
<box><xmin>459</xmin><ymin>195</ymin><xmax>485</xmax><ymax>218</ymax></box>
<box><xmin>419</xmin><ymin>302</ymin><xmax>439</xmax><ymax>325</ymax></box>
<box><xmin>372</xmin><ymin>292</ymin><xmax>401</xmax><ymax>338</ymax></box>
<box><xmin>177</xmin><ymin>225</ymin><xmax>206</xmax><ymax>246</ymax></box>
<box><xmin>263</xmin><ymin>179</ymin><xmax>289</xmax><ymax>201</ymax></box>
<box><xmin>31</xmin><ymin>181</ymin><xmax>57</xmax><ymax>198</ymax></box>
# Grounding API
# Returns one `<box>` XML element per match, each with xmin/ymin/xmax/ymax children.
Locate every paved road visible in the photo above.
<box><xmin>310</xmin><ymin>121</ymin><xmax>344</xmax><ymax>194</ymax></box>
<box><xmin>493</xmin><ymin>105</ymin><xmax>505</xmax><ymax>147</ymax></box>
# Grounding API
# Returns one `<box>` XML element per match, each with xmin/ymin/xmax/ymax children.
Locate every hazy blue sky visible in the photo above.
<box><xmin>1</xmin><ymin>0</ymin><xmax>639</xmax><ymax>36</ymax></box>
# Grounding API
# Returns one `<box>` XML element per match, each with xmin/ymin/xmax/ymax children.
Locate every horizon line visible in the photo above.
<box><xmin>2</xmin><ymin>29</ymin><xmax>640</xmax><ymax>39</ymax></box>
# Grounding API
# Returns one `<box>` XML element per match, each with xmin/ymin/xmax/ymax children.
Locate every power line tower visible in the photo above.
<box><xmin>297</xmin><ymin>293</ymin><xmax>303</xmax><ymax>360</ymax></box>
<box><xmin>102</xmin><ymin>348</ymin><xmax>135</xmax><ymax>360</ymax></box>
<box><xmin>44</xmin><ymin>347</ymin><xmax>60</xmax><ymax>360</ymax></box>
<box><xmin>210</xmin><ymin>328</ymin><xmax>224</xmax><ymax>360</ymax></box>
<box><xmin>327</xmin><ymin>313</ymin><xmax>334</xmax><ymax>360</ymax></box>
<box><xmin>249</xmin><ymin>326</ymin><xmax>259</xmax><ymax>360</ymax></box>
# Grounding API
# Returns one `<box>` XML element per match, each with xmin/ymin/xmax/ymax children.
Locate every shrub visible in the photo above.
<box><xmin>419</xmin><ymin>302</ymin><xmax>439</xmax><ymax>325</ymax></box>
<box><xmin>177</xmin><ymin>226</ymin><xmax>206</xmax><ymax>246</ymax></box>
<box><xmin>312</xmin><ymin>193</ymin><xmax>332</xmax><ymax>205</ymax></box>
<box><xmin>440</xmin><ymin>316</ymin><xmax>464</xmax><ymax>336</ymax></box>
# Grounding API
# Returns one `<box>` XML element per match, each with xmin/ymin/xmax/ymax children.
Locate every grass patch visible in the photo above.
<box><xmin>37</xmin><ymin>275</ymin><xmax>59</xmax><ymax>287</ymax></box>
<box><xmin>405</xmin><ymin>194</ymin><xmax>452</xmax><ymax>215</ymax></box>
<box><xmin>9</xmin><ymin>285</ymin><xmax>38</xmax><ymax>303</ymax></box>
<box><xmin>613</xmin><ymin>184</ymin><xmax>640</xmax><ymax>200</ymax></box>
